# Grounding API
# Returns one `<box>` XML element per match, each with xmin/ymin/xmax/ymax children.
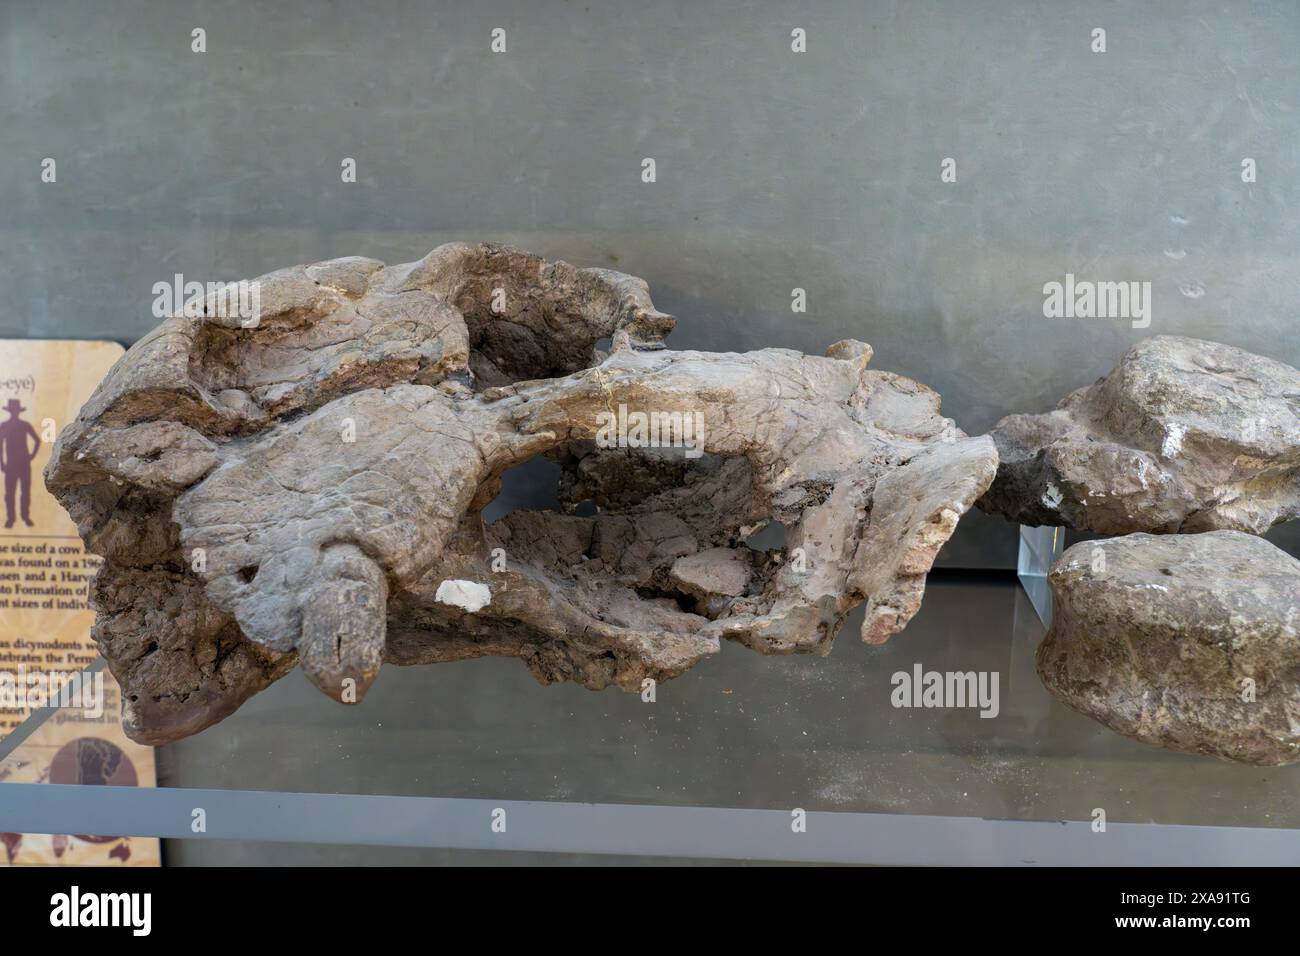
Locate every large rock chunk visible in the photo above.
<box><xmin>47</xmin><ymin>243</ymin><xmax>997</xmax><ymax>744</ymax></box>
<box><xmin>1038</xmin><ymin>531</ymin><xmax>1300</xmax><ymax>765</ymax></box>
<box><xmin>979</xmin><ymin>336</ymin><xmax>1300</xmax><ymax>534</ymax></box>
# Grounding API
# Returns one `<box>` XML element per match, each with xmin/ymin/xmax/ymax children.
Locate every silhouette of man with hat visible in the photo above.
<box><xmin>0</xmin><ymin>398</ymin><xmax>41</xmax><ymax>528</ymax></box>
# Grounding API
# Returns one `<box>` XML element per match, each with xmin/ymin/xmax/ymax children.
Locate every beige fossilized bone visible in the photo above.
<box><xmin>46</xmin><ymin>243</ymin><xmax>997</xmax><ymax>744</ymax></box>
<box><xmin>979</xmin><ymin>335</ymin><xmax>1300</xmax><ymax>534</ymax></box>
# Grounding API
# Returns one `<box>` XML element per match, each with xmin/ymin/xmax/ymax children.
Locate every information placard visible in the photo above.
<box><xmin>0</xmin><ymin>339</ymin><xmax>161</xmax><ymax>866</ymax></box>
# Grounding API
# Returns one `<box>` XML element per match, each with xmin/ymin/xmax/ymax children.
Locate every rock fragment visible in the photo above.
<box><xmin>1038</xmin><ymin>530</ymin><xmax>1300</xmax><ymax>765</ymax></box>
<box><xmin>979</xmin><ymin>336</ymin><xmax>1300</xmax><ymax>534</ymax></box>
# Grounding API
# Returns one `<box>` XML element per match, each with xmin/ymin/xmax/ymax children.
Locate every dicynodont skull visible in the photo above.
<box><xmin>46</xmin><ymin>243</ymin><xmax>997</xmax><ymax>744</ymax></box>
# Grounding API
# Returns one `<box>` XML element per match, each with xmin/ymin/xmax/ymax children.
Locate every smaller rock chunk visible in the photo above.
<box><xmin>1038</xmin><ymin>530</ymin><xmax>1300</xmax><ymax>765</ymax></box>
<box><xmin>979</xmin><ymin>336</ymin><xmax>1300</xmax><ymax>534</ymax></box>
<box><xmin>670</xmin><ymin>547</ymin><xmax>755</xmax><ymax>612</ymax></box>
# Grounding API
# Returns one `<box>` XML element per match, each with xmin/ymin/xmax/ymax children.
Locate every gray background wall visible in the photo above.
<box><xmin>4</xmin><ymin>0</ymin><xmax>1299</xmax><ymax>565</ymax></box>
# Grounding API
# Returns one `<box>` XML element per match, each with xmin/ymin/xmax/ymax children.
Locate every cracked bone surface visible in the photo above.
<box><xmin>978</xmin><ymin>335</ymin><xmax>1300</xmax><ymax>534</ymax></box>
<box><xmin>1038</xmin><ymin>531</ymin><xmax>1300</xmax><ymax>766</ymax></box>
<box><xmin>46</xmin><ymin>242</ymin><xmax>996</xmax><ymax>744</ymax></box>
